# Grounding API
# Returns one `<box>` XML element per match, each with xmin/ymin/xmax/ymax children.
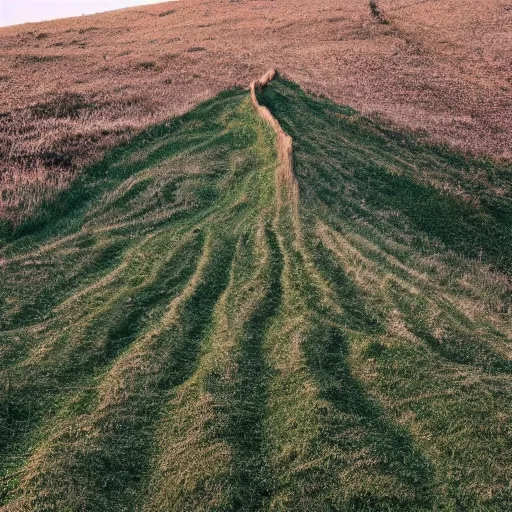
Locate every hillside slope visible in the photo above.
<box><xmin>1</xmin><ymin>0</ymin><xmax>511</xmax><ymax>221</ymax></box>
<box><xmin>1</xmin><ymin>79</ymin><xmax>511</xmax><ymax>511</ymax></box>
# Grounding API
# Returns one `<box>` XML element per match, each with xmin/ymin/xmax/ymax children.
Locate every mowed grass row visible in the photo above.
<box><xmin>0</xmin><ymin>90</ymin><xmax>280</xmax><ymax>510</ymax></box>
<box><xmin>0</xmin><ymin>80</ymin><xmax>511</xmax><ymax>511</ymax></box>
<box><xmin>258</xmin><ymin>80</ymin><xmax>512</xmax><ymax>510</ymax></box>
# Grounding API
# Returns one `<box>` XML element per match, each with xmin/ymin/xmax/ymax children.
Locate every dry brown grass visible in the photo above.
<box><xmin>251</xmin><ymin>69</ymin><xmax>297</xmax><ymax>196</ymax></box>
<box><xmin>1</xmin><ymin>0</ymin><xmax>511</xmax><ymax>221</ymax></box>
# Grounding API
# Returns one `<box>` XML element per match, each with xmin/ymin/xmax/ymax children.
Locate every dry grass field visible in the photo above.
<box><xmin>0</xmin><ymin>0</ymin><xmax>511</xmax><ymax>221</ymax></box>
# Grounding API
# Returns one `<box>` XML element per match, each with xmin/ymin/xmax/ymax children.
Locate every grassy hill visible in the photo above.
<box><xmin>0</xmin><ymin>79</ymin><xmax>511</xmax><ymax>511</ymax></box>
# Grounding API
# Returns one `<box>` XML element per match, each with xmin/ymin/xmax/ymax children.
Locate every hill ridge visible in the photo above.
<box><xmin>250</xmin><ymin>69</ymin><xmax>298</xmax><ymax>199</ymax></box>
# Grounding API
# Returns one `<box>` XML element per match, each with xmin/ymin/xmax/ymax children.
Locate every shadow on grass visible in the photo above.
<box><xmin>303</xmin><ymin>323</ymin><xmax>434</xmax><ymax>510</ymax></box>
<box><xmin>258</xmin><ymin>80</ymin><xmax>512</xmax><ymax>273</ymax></box>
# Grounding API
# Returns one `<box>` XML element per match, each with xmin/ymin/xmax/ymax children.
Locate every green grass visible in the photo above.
<box><xmin>0</xmin><ymin>79</ymin><xmax>511</xmax><ymax>511</ymax></box>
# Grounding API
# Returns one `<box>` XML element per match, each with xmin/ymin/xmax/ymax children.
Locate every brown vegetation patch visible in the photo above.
<box><xmin>14</xmin><ymin>54</ymin><xmax>64</xmax><ymax>66</ymax></box>
<box><xmin>29</xmin><ymin>92</ymin><xmax>91</xmax><ymax>119</ymax></box>
<box><xmin>159</xmin><ymin>10</ymin><xmax>176</xmax><ymax>17</ymax></box>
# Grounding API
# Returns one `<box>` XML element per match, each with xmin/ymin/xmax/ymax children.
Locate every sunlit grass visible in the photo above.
<box><xmin>0</xmin><ymin>80</ymin><xmax>510</xmax><ymax>511</ymax></box>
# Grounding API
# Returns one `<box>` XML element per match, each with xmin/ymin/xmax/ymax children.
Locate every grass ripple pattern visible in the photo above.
<box><xmin>0</xmin><ymin>80</ymin><xmax>511</xmax><ymax>511</ymax></box>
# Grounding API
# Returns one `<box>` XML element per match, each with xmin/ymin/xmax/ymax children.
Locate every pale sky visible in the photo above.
<box><xmin>0</xmin><ymin>0</ymin><xmax>173</xmax><ymax>27</ymax></box>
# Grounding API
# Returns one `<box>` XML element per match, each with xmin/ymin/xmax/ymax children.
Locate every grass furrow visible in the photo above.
<box><xmin>5</xmin><ymin>232</ymin><xmax>237</xmax><ymax>511</ymax></box>
<box><xmin>0</xmin><ymin>232</ymin><xmax>205</xmax><ymax>509</ymax></box>
<box><xmin>139</xmin><ymin>133</ymin><xmax>279</xmax><ymax>511</ymax></box>
<box><xmin>260</xmin><ymin>78</ymin><xmax>512</xmax><ymax>509</ymax></box>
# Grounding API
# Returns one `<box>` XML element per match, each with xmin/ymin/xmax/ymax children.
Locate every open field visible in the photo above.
<box><xmin>0</xmin><ymin>78</ymin><xmax>510</xmax><ymax>511</ymax></box>
<box><xmin>1</xmin><ymin>0</ymin><xmax>511</xmax><ymax>221</ymax></box>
